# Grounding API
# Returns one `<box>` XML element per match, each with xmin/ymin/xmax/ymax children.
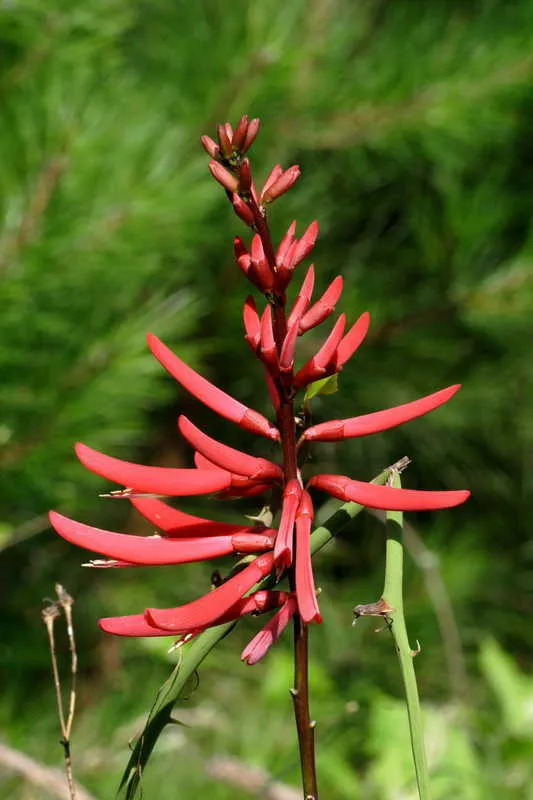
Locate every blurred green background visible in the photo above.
<box><xmin>1</xmin><ymin>1</ymin><xmax>533</xmax><ymax>797</ymax></box>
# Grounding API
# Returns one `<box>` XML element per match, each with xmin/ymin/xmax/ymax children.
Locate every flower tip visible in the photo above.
<box><xmin>48</xmin><ymin>510</ymin><xmax>63</xmax><ymax>529</ymax></box>
<box><xmin>74</xmin><ymin>441</ymin><xmax>91</xmax><ymax>465</ymax></box>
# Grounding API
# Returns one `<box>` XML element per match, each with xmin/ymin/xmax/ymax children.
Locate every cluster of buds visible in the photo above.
<box><xmin>49</xmin><ymin>116</ymin><xmax>469</xmax><ymax>664</ymax></box>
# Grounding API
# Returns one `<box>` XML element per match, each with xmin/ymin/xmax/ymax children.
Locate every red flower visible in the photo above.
<box><xmin>49</xmin><ymin>115</ymin><xmax>469</xmax><ymax>663</ymax></box>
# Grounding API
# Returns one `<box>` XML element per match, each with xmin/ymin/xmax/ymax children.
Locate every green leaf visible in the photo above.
<box><xmin>304</xmin><ymin>374</ymin><xmax>339</xmax><ymax>402</ymax></box>
<box><xmin>117</xmin><ymin>623</ymin><xmax>235</xmax><ymax>800</ymax></box>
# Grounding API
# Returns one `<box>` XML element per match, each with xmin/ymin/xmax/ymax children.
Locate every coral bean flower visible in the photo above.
<box><xmin>49</xmin><ymin>115</ymin><xmax>469</xmax><ymax>665</ymax></box>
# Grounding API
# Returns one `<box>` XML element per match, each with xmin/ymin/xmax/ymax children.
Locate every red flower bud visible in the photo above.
<box><xmin>287</xmin><ymin>265</ymin><xmax>315</xmax><ymax>329</ymax></box>
<box><xmin>334</xmin><ymin>312</ymin><xmax>370</xmax><ymax>369</ymax></box>
<box><xmin>261</xmin><ymin>165</ymin><xmax>301</xmax><ymax>204</ymax></box>
<box><xmin>260</xmin><ymin>164</ymin><xmax>283</xmax><ymax>200</ymax></box>
<box><xmin>293</xmin><ymin>314</ymin><xmax>347</xmax><ymax>388</ymax></box>
<box><xmin>243</xmin><ymin>295</ymin><xmax>261</xmax><ymax>352</ymax></box>
<box><xmin>231</xmin><ymin>114</ymin><xmax>249</xmax><ymax>152</ymax></box>
<box><xmin>276</xmin><ymin>221</ymin><xmax>297</xmax><ymax>268</ymax></box>
<box><xmin>299</xmin><ymin>275</ymin><xmax>343</xmax><ymax>334</ymax></box>
<box><xmin>200</xmin><ymin>135</ymin><xmax>220</xmax><ymax>160</ymax></box>
<box><xmin>274</xmin><ymin>479</ymin><xmax>302</xmax><ymax>567</ymax></box>
<box><xmin>290</xmin><ymin>220</ymin><xmax>319</xmax><ymax>268</ymax></box>
<box><xmin>239</xmin><ymin>158</ymin><xmax>253</xmax><ymax>193</ymax></box>
<box><xmin>209</xmin><ymin>160</ymin><xmax>239</xmax><ymax>193</ymax></box>
<box><xmin>217</xmin><ymin>124</ymin><xmax>233</xmax><ymax>158</ymax></box>
<box><xmin>242</xmin><ymin>118</ymin><xmax>260</xmax><ymax>152</ymax></box>
<box><xmin>241</xmin><ymin>594</ymin><xmax>298</xmax><ymax>664</ymax></box>
<box><xmin>279</xmin><ymin>318</ymin><xmax>300</xmax><ymax>373</ymax></box>
<box><xmin>259</xmin><ymin>305</ymin><xmax>278</xmax><ymax>372</ymax></box>
<box><xmin>231</xmin><ymin>194</ymin><xmax>255</xmax><ymax>227</ymax></box>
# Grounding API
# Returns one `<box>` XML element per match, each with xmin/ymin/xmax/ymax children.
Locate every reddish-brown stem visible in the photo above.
<box><xmin>247</xmin><ymin>193</ymin><xmax>318</xmax><ymax>799</ymax></box>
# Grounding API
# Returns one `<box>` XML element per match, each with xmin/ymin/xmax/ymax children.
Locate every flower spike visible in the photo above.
<box><xmin>303</xmin><ymin>385</ymin><xmax>461</xmax><ymax>442</ymax></box>
<box><xmin>308</xmin><ymin>474</ymin><xmax>470</xmax><ymax>511</ymax></box>
<box><xmin>145</xmin><ymin>552</ymin><xmax>275</xmax><ymax>632</ymax></box>
<box><xmin>147</xmin><ymin>333</ymin><xmax>279</xmax><ymax>440</ymax></box>
<box><xmin>75</xmin><ymin>443</ymin><xmax>232</xmax><ymax>496</ymax></box>
<box><xmin>52</xmin><ymin>112</ymin><xmax>470</xmax><ymax>695</ymax></box>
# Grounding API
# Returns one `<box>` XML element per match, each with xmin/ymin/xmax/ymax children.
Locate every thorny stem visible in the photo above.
<box><xmin>382</xmin><ymin>472</ymin><xmax>431</xmax><ymax>800</ymax></box>
<box><xmin>248</xmin><ymin>194</ymin><xmax>318</xmax><ymax>799</ymax></box>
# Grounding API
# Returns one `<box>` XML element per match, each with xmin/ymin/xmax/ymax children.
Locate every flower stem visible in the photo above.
<box><xmin>249</xmin><ymin>198</ymin><xmax>318</xmax><ymax>798</ymax></box>
<box><xmin>291</xmin><ymin>615</ymin><xmax>318</xmax><ymax>799</ymax></box>
<box><xmin>382</xmin><ymin>473</ymin><xmax>431</xmax><ymax>800</ymax></box>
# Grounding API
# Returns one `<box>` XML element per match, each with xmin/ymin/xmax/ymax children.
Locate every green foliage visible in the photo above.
<box><xmin>1</xmin><ymin>0</ymin><xmax>532</xmax><ymax>797</ymax></box>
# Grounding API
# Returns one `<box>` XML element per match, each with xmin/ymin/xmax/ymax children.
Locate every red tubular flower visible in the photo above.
<box><xmin>101</xmin><ymin>589</ymin><xmax>288</xmax><ymax>638</ymax></box>
<box><xmin>49</xmin><ymin>511</ymin><xmax>274</xmax><ymax>566</ymax></box>
<box><xmin>147</xmin><ymin>333</ymin><xmax>279</xmax><ymax>440</ymax></box>
<box><xmin>129</xmin><ymin>497</ymin><xmax>251</xmax><ymax>537</ymax></box>
<box><xmin>302</xmin><ymin>385</ymin><xmax>461</xmax><ymax>442</ymax></box>
<box><xmin>241</xmin><ymin>594</ymin><xmax>298</xmax><ymax>664</ymax></box>
<box><xmin>274</xmin><ymin>479</ymin><xmax>302</xmax><ymax>567</ymax></box>
<box><xmin>75</xmin><ymin>443</ymin><xmax>232</xmax><ymax>496</ymax></box>
<box><xmin>52</xmin><ymin>115</ymin><xmax>469</xmax><ymax>667</ymax></box>
<box><xmin>307</xmin><ymin>474</ymin><xmax>470</xmax><ymax>511</ymax></box>
<box><xmin>178</xmin><ymin>415</ymin><xmax>283</xmax><ymax>482</ymax></box>
<box><xmin>193</xmin><ymin>451</ymin><xmax>271</xmax><ymax>494</ymax></box>
<box><xmin>295</xmin><ymin>491</ymin><xmax>322</xmax><ymax>624</ymax></box>
<box><xmin>145</xmin><ymin>552</ymin><xmax>275</xmax><ymax>632</ymax></box>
